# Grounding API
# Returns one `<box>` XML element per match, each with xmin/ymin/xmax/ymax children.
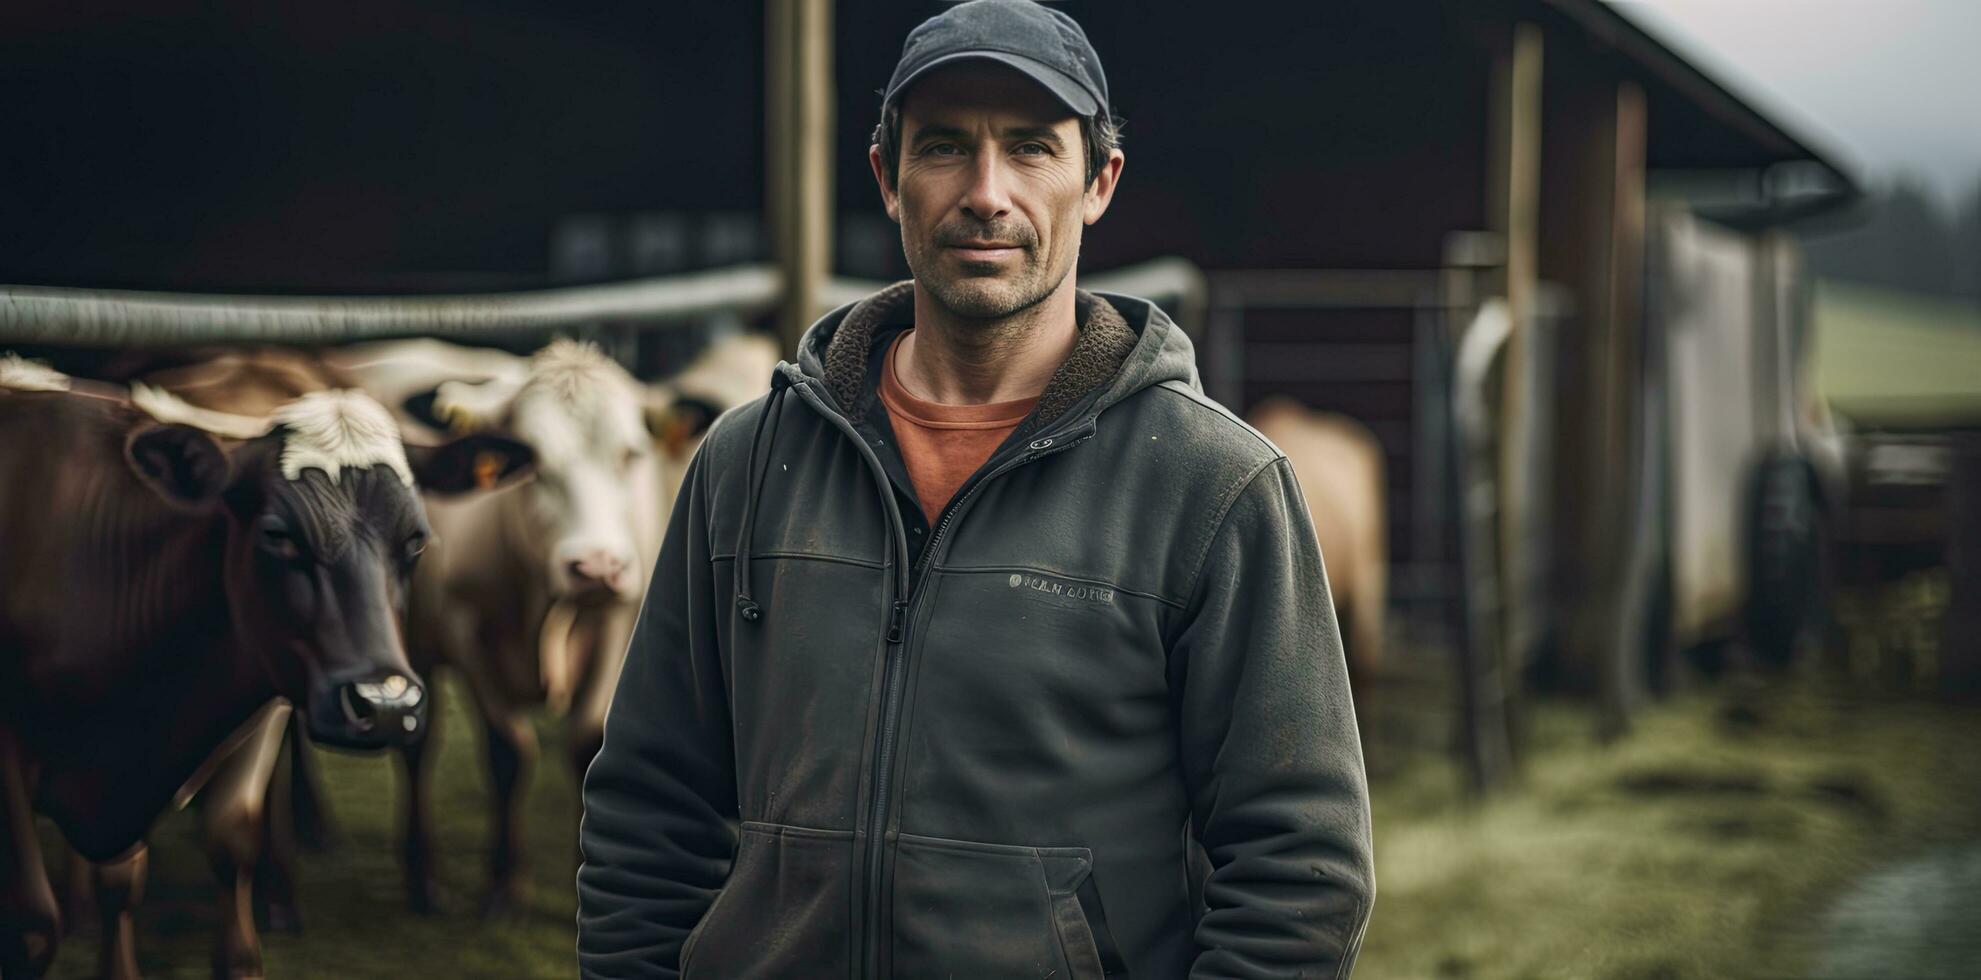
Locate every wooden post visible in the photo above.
<box><xmin>767</xmin><ymin>0</ymin><xmax>834</xmax><ymax>357</ymax></box>
<box><xmin>1476</xmin><ymin>22</ymin><xmax>1543</xmax><ymax>770</ymax></box>
<box><xmin>1490</xmin><ymin>23</ymin><xmax>1543</xmax><ymax>337</ymax></box>
<box><xmin>1597</xmin><ymin>79</ymin><xmax>1652</xmax><ymax>737</ymax></box>
<box><xmin>1942</xmin><ymin>434</ymin><xmax>1981</xmax><ymax>696</ymax></box>
<box><xmin>1489</xmin><ymin>24</ymin><xmax>1543</xmax><ymax>679</ymax></box>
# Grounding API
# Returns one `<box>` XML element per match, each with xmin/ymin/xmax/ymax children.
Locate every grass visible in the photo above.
<box><xmin>1358</xmin><ymin>675</ymin><xmax>1981</xmax><ymax>980</ymax></box>
<box><xmin>38</xmin><ymin>666</ymin><xmax>1981</xmax><ymax>978</ymax></box>
<box><xmin>42</xmin><ymin>668</ymin><xmax>584</xmax><ymax>979</ymax></box>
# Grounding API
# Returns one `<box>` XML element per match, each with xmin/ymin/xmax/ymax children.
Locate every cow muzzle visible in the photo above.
<box><xmin>306</xmin><ymin>672</ymin><xmax>428</xmax><ymax>749</ymax></box>
<box><xmin>555</xmin><ymin>546</ymin><xmax>638</xmax><ymax>600</ymax></box>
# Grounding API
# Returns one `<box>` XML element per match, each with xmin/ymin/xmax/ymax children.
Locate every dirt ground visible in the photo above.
<box><xmin>36</xmin><ymin>660</ymin><xmax>1981</xmax><ymax>979</ymax></box>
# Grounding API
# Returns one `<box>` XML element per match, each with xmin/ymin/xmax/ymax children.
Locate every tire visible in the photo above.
<box><xmin>1747</xmin><ymin>451</ymin><xmax>1828</xmax><ymax>669</ymax></box>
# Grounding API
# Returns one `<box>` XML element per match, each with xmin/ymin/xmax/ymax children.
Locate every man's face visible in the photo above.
<box><xmin>871</xmin><ymin>61</ymin><xmax>1122</xmax><ymax>321</ymax></box>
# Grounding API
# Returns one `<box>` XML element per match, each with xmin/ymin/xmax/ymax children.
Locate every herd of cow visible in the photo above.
<box><xmin>0</xmin><ymin>325</ymin><xmax>1390</xmax><ymax>980</ymax></box>
<box><xmin>0</xmin><ymin>332</ymin><xmax>777</xmax><ymax>979</ymax></box>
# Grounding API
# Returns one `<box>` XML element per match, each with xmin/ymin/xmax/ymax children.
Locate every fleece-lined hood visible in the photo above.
<box><xmin>789</xmin><ymin>279</ymin><xmax>1200</xmax><ymax>433</ymax></box>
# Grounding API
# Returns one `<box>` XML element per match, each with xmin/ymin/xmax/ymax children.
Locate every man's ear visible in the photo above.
<box><xmin>125</xmin><ymin>424</ymin><xmax>233</xmax><ymax>509</ymax></box>
<box><xmin>405</xmin><ymin>434</ymin><xmax>536</xmax><ymax>496</ymax></box>
<box><xmin>1083</xmin><ymin>148</ymin><xmax>1125</xmax><ymax>225</ymax></box>
<box><xmin>870</xmin><ymin>144</ymin><xmax>901</xmax><ymax>222</ymax></box>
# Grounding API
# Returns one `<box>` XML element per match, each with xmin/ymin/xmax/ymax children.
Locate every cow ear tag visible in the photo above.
<box><xmin>473</xmin><ymin>451</ymin><xmax>504</xmax><ymax>491</ymax></box>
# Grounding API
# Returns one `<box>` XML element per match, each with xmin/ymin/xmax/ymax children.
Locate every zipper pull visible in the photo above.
<box><xmin>885</xmin><ymin>599</ymin><xmax>908</xmax><ymax>644</ymax></box>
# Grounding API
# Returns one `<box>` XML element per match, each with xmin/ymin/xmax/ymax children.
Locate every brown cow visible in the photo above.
<box><xmin>1246</xmin><ymin>396</ymin><xmax>1389</xmax><ymax>726</ymax></box>
<box><xmin>119</xmin><ymin>348</ymin><xmax>533</xmax><ymax>975</ymax></box>
<box><xmin>0</xmin><ymin>357</ymin><xmax>522</xmax><ymax>979</ymax></box>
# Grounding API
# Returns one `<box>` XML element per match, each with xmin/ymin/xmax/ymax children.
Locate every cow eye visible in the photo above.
<box><xmin>256</xmin><ymin>515</ymin><xmax>302</xmax><ymax>561</ymax></box>
<box><xmin>404</xmin><ymin>534</ymin><xmax>430</xmax><ymax>563</ymax></box>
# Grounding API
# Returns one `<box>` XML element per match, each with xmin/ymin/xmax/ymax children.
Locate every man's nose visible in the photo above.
<box><xmin>959</xmin><ymin>152</ymin><xmax>1013</xmax><ymax>223</ymax></box>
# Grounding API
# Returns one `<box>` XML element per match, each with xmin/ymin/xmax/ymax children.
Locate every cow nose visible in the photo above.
<box><xmin>336</xmin><ymin>673</ymin><xmax>426</xmax><ymax>743</ymax></box>
<box><xmin>564</xmin><ymin>553</ymin><xmax>628</xmax><ymax>594</ymax></box>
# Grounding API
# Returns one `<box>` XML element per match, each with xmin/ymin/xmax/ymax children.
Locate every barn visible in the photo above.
<box><xmin>4</xmin><ymin>0</ymin><xmax>1855</xmax><ymax>761</ymax></box>
<box><xmin>1</xmin><ymin>1</ymin><xmax>1901</xmax><ymax>976</ymax></box>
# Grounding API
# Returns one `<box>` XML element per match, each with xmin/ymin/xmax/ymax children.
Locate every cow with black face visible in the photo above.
<box><xmin>0</xmin><ymin>375</ymin><xmax>528</xmax><ymax>979</ymax></box>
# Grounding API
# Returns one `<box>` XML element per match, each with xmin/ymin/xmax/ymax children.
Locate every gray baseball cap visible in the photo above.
<box><xmin>882</xmin><ymin>0</ymin><xmax>1111</xmax><ymax>122</ymax></box>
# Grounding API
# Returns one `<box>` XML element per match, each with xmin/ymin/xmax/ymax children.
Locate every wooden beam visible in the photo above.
<box><xmin>1610</xmin><ymin>79</ymin><xmax>1648</xmax><ymax>453</ymax></box>
<box><xmin>1489</xmin><ymin>21</ymin><xmax>1544</xmax><ymax>687</ymax></box>
<box><xmin>1491</xmin><ymin>23</ymin><xmax>1544</xmax><ymax>339</ymax></box>
<box><xmin>1595</xmin><ymin>77</ymin><xmax>1652</xmax><ymax>737</ymax></box>
<box><xmin>767</xmin><ymin>0</ymin><xmax>834</xmax><ymax>357</ymax></box>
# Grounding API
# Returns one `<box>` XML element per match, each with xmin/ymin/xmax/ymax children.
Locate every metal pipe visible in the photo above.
<box><xmin>0</xmin><ymin>264</ymin><xmax>782</xmax><ymax>347</ymax></box>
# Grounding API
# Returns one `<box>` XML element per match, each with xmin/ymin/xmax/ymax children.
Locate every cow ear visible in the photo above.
<box><xmin>406</xmin><ymin>434</ymin><xmax>536</xmax><ymax>496</ymax></box>
<box><xmin>126</xmin><ymin>424</ymin><xmax>233</xmax><ymax>508</ymax></box>
<box><xmin>401</xmin><ymin>389</ymin><xmax>450</xmax><ymax>433</ymax></box>
<box><xmin>644</xmin><ymin>385</ymin><xmax>720</xmax><ymax>459</ymax></box>
<box><xmin>640</xmin><ymin>384</ymin><xmax>677</xmax><ymax>444</ymax></box>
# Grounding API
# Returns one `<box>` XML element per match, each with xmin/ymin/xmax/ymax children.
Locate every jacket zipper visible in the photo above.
<box><xmin>860</xmin><ymin>425</ymin><xmax>1094</xmax><ymax>979</ymax></box>
<box><xmin>785</xmin><ymin>378</ymin><xmax>912</xmax><ymax>980</ymax></box>
<box><xmin>787</xmin><ymin>371</ymin><xmax>1096</xmax><ymax>978</ymax></box>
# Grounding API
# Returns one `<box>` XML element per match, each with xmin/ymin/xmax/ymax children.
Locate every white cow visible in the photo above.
<box><xmin>326</xmin><ymin>332</ymin><xmax>775</xmax><ymax>914</ymax></box>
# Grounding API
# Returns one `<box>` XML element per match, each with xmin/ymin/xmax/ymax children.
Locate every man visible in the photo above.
<box><xmin>577</xmin><ymin>1</ymin><xmax>1374</xmax><ymax>976</ymax></box>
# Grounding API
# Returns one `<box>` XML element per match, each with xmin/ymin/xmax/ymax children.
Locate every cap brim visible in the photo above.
<box><xmin>888</xmin><ymin>50</ymin><xmax>1100</xmax><ymax>118</ymax></box>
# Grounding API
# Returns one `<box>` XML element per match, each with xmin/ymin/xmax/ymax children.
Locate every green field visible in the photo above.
<box><xmin>1814</xmin><ymin>279</ymin><xmax>1981</xmax><ymax>429</ymax></box>
<box><xmin>38</xmin><ymin>664</ymin><xmax>1981</xmax><ymax>979</ymax></box>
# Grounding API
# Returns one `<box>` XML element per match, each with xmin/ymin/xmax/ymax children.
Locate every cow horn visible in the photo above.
<box><xmin>0</xmin><ymin>352</ymin><xmax>71</xmax><ymax>392</ymax></box>
<box><xmin>130</xmin><ymin>382</ymin><xmax>276</xmax><ymax>440</ymax></box>
<box><xmin>539</xmin><ymin>596</ymin><xmax>582</xmax><ymax>718</ymax></box>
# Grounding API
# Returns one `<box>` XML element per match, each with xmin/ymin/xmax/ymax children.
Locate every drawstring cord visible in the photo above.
<box><xmin>733</xmin><ymin>372</ymin><xmax>791</xmax><ymax>624</ymax></box>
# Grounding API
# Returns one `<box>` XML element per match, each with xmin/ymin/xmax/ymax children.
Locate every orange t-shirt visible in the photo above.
<box><xmin>879</xmin><ymin>332</ymin><xmax>1039</xmax><ymax>525</ymax></box>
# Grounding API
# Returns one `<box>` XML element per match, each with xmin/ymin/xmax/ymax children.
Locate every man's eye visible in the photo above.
<box><xmin>923</xmin><ymin>143</ymin><xmax>961</xmax><ymax>156</ymax></box>
<box><xmin>1014</xmin><ymin>142</ymin><xmax>1049</xmax><ymax>155</ymax></box>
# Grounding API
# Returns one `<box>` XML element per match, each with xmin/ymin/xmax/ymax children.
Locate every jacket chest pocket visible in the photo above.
<box><xmin>916</xmin><ymin>568</ymin><xmax>1168</xmax><ymax>707</ymax></box>
<box><xmin>719</xmin><ymin>555</ymin><xmax>889</xmax><ymax>824</ymax></box>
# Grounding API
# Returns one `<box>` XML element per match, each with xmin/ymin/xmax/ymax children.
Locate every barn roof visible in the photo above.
<box><xmin>1544</xmin><ymin>0</ymin><xmax>1858</xmax><ymax>205</ymax></box>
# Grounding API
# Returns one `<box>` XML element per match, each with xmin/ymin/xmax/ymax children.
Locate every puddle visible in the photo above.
<box><xmin>1810</xmin><ymin>844</ymin><xmax>1981</xmax><ymax>979</ymax></box>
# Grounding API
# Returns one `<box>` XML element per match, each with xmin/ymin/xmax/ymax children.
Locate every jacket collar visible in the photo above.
<box><xmin>811</xmin><ymin>280</ymin><xmax>1139</xmax><ymax>429</ymax></box>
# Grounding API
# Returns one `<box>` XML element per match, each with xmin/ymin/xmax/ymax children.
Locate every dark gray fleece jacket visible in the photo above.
<box><xmin>577</xmin><ymin>284</ymin><xmax>1374</xmax><ymax>979</ymax></box>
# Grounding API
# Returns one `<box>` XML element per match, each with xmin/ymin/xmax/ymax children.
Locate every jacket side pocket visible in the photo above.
<box><xmin>1038</xmin><ymin>848</ymin><xmax>1131</xmax><ymax>979</ymax></box>
<box><xmin>676</xmin><ymin>883</ymin><xmax>722</xmax><ymax>975</ymax></box>
<box><xmin>893</xmin><ymin>834</ymin><xmax>1124</xmax><ymax>979</ymax></box>
<box><xmin>680</xmin><ymin>821</ymin><xmax>855</xmax><ymax>979</ymax></box>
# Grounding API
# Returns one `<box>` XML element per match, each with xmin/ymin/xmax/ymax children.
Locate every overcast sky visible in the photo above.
<box><xmin>1607</xmin><ymin>0</ymin><xmax>1981</xmax><ymax>211</ymax></box>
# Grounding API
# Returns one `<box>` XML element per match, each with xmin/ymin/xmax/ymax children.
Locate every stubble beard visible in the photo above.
<box><xmin>903</xmin><ymin>222</ymin><xmax>1071</xmax><ymax>325</ymax></box>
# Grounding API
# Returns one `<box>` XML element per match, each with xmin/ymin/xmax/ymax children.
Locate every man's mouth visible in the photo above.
<box><xmin>946</xmin><ymin>242</ymin><xmax>1022</xmax><ymax>261</ymax></box>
